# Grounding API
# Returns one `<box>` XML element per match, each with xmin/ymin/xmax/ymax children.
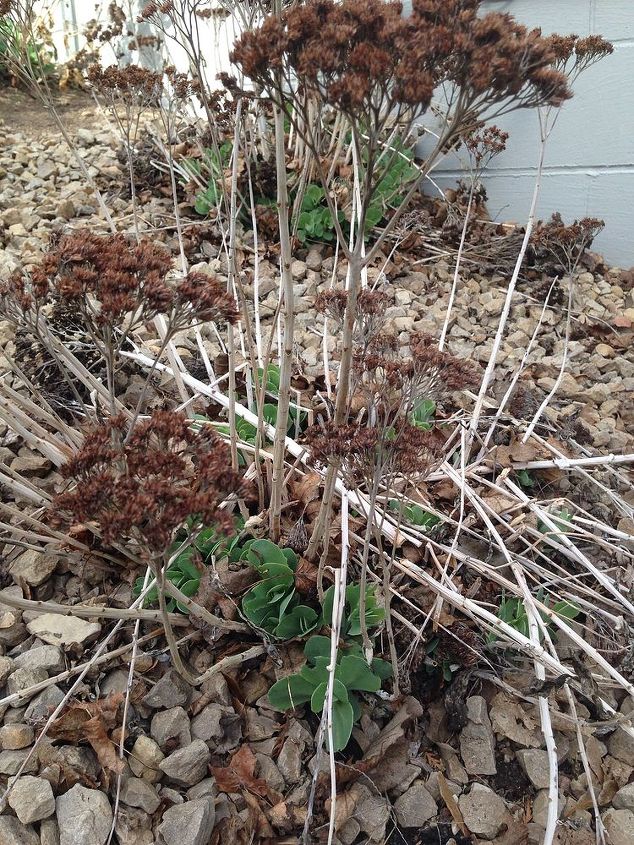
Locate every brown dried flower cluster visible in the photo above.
<box><xmin>87</xmin><ymin>64</ymin><xmax>162</xmax><ymax>104</ymax></box>
<box><xmin>548</xmin><ymin>33</ymin><xmax>613</xmax><ymax>73</ymax></box>
<box><xmin>1</xmin><ymin>231</ymin><xmax>237</xmax><ymax>336</ymax></box>
<box><xmin>354</xmin><ymin>332</ymin><xmax>481</xmax><ymax>420</ymax></box>
<box><xmin>305</xmin><ymin>419</ymin><xmax>443</xmax><ymax>488</ymax></box>
<box><xmin>54</xmin><ymin>411</ymin><xmax>245</xmax><ymax>553</ymax></box>
<box><xmin>464</xmin><ymin>124</ymin><xmax>509</xmax><ymax>167</ymax></box>
<box><xmin>315</xmin><ymin>289</ymin><xmax>389</xmax><ymax>346</ymax></box>
<box><xmin>231</xmin><ymin>0</ymin><xmax>573</xmax><ymax>123</ymax></box>
<box><xmin>532</xmin><ymin>213</ymin><xmax>605</xmax><ymax>273</ymax></box>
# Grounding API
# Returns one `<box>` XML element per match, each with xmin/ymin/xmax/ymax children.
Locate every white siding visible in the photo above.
<box><xmin>417</xmin><ymin>0</ymin><xmax>634</xmax><ymax>266</ymax></box>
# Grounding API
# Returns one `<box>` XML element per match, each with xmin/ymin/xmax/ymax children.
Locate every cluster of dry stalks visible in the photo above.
<box><xmin>0</xmin><ymin>2</ymin><xmax>632</xmax><ymax>843</ymax></box>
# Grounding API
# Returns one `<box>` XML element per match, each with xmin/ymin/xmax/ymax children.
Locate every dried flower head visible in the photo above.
<box><xmin>464</xmin><ymin>124</ymin><xmax>509</xmax><ymax>167</ymax></box>
<box><xmin>87</xmin><ymin>64</ymin><xmax>163</xmax><ymax>105</ymax></box>
<box><xmin>408</xmin><ymin>333</ymin><xmax>482</xmax><ymax>403</ymax></box>
<box><xmin>532</xmin><ymin>213</ymin><xmax>605</xmax><ymax>274</ymax></box>
<box><xmin>304</xmin><ymin>419</ymin><xmax>443</xmax><ymax>487</ymax></box>
<box><xmin>231</xmin><ymin>0</ymin><xmax>573</xmax><ymax>126</ymax></box>
<box><xmin>315</xmin><ymin>288</ymin><xmax>389</xmax><ymax>343</ymax></box>
<box><xmin>53</xmin><ymin>411</ymin><xmax>245</xmax><ymax>554</ymax></box>
<box><xmin>1</xmin><ymin>231</ymin><xmax>237</xmax><ymax>341</ymax></box>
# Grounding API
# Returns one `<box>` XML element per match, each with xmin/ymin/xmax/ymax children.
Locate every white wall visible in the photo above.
<box><xmin>420</xmin><ymin>0</ymin><xmax>634</xmax><ymax>267</ymax></box>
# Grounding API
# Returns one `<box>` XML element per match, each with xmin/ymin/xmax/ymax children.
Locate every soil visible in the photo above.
<box><xmin>0</xmin><ymin>84</ymin><xmax>96</xmax><ymax>135</ymax></box>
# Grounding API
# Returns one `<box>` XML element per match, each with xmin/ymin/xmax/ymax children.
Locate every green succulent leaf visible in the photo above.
<box><xmin>268</xmin><ymin>674</ymin><xmax>316</xmax><ymax>710</ymax></box>
<box><xmin>327</xmin><ymin>698</ymin><xmax>355</xmax><ymax>752</ymax></box>
<box><xmin>274</xmin><ymin>605</ymin><xmax>319</xmax><ymax>639</ymax></box>
<box><xmin>336</xmin><ymin>655</ymin><xmax>381</xmax><ymax>692</ymax></box>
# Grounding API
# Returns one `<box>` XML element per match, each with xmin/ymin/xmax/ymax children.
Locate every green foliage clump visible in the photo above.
<box><xmin>240</xmin><ymin>539</ymin><xmax>319</xmax><ymax>638</ymax></box>
<box><xmin>268</xmin><ymin>586</ymin><xmax>390</xmax><ymax>751</ymax></box>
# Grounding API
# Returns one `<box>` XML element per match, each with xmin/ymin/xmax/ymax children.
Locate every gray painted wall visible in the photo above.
<box><xmin>411</xmin><ymin>0</ymin><xmax>634</xmax><ymax>267</ymax></box>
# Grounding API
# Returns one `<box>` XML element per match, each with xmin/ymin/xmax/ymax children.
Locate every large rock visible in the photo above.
<box><xmin>0</xmin><ymin>816</ymin><xmax>40</xmax><ymax>845</ymax></box>
<box><xmin>8</xmin><ymin>775</ymin><xmax>55</xmax><ymax>823</ymax></box>
<box><xmin>26</xmin><ymin>615</ymin><xmax>101</xmax><ymax>648</ymax></box>
<box><xmin>56</xmin><ymin>785</ymin><xmax>113</xmax><ymax>845</ymax></box>
<box><xmin>458</xmin><ymin>783</ymin><xmax>509</xmax><ymax>840</ymax></box>
<box><xmin>157</xmin><ymin>798</ymin><xmax>215</xmax><ymax>845</ymax></box>
<box><xmin>9</xmin><ymin>550</ymin><xmax>58</xmax><ymax>586</ymax></box>
<box><xmin>393</xmin><ymin>781</ymin><xmax>438</xmax><ymax>828</ymax></box>
<box><xmin>602</xmin><ymin>808</ymin><xmax>634</xmax><ymax>845</ymax></box>
<box><xmin>159</xmin><ymin>739</ymin><xmax>210</xmax><ymax>787</ymax></box>
<box><xmin>516</xmin><ymin>749</ymin><xmax>551</xmax><ymax>790</ymax></box>
<box><xmin>459</xmin><ymin>696</ymin><xmax>497</xmax><ymax>775</ymax></box>
<box><xmin>142</xmin><ymin>669</ymin><xmax>190</xmax><ymax>709</ymax></box>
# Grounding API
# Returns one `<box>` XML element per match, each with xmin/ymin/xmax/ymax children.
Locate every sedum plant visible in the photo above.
<box><xmin>268</xmin><ymin>586</ymin><xmax>391</xmax><ymax>751</ymax></box>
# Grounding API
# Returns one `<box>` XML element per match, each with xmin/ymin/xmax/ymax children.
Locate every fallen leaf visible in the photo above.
<box><xmin>438</xmin><ymin>772</ymin><xmax>468</xmax><ymax>837</ymax></box>
<box><xmin>212</xmin><ymin>745</ymin><xmax>283</xmax><ymax>804</ymax></box>
<box><xmin>48</xmin><ymin>694</ymin><xmax>124</xmax><ymax>775</ymax></box>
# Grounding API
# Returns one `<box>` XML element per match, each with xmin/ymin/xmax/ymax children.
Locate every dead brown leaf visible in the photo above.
<box><xmin>212</xmin><ymin>745</ymin><xmax>283</xmax><ymax>805</ymax></box>
<box><xmin>290</xmin><ymin>472</ymin><xmax>321</xmax><ymax>507</ymax></box>
<box><xmin>438</xmin><ymin>772</ymin><xmax>468</xmax><ymax>837</ymax></box>
<box><xmin>48</xmin><ymin>694</ymin><xmax>124</xmax><ymax>775</ymax></box>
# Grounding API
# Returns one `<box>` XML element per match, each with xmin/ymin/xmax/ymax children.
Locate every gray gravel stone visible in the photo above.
<box><xmin>7</xmin><ymin>667</ymin><xmax>48</xmax><ymax>700</ymax></box>
<box><xmin>24</xmin><ymin>684</ymin><xmax>65</xmax><ymax>722</ymax></box>
<box><xmin>14</xmin><ymin>645</ymin><xmax>65</xmax><ymax>675</ymax></box>
<box><xmin>458</xmin><ymin>783</ymin><xmax>509</xmax><ymax>840</ymax></box>
<box><xmin>120</xmin><ymin>777</ymin><xmax>160</xmax><ymax>814</ymax></box>
<box><xmin>159</xmin><ymin>739</ymin><xmax>210</xmax><ymax>786</ymax></box>
<box><xmin>190</xmin><ymin>703</ymin><xmax>241</xmax><ymax>753</ymax></box>
<box><xmin>0</xmin><ymin>655</ymin><xmax>15</xmax><ymax>684</ymax></box>
<box><xmin>151</xmin><ymin>706</ymin><xmax>191</xmax><ymax>749</ymax></box>
<box><xmin>9</xmin><ymin>550</ymin><xmax>58</xmax><ymax>586</ymax></box>
<box><xmin>459</xmin><ymin>695</ymin><xmax>497</xmax><ymax>776</ymax></box>
<box><xmin>0</xmin><ymin>749</ymin><xmax>38</xmax><ymax>775</ymax></box>
<box><xmin>26</xmin><ymin>614</ymin><xmax>101</xmax><ymax>648</ymax></box>
<box><xmin>142</xmin><ymin>669</ymin><xmax>190</xmax><ymax>709</ymax></box>
<box><xmin>393</xmin><ymin>780</ymin><xmax>438</xmax><ymax>828</ymax></box>
<box><xmin>157</xmin><ymin>797</ymin><xmax>215</xmax><ymax>845</ymax></box>
<box><xmin>516</xmin><ymin>748</ymin><xmax>551</xmax><ymax>790</ymax></box>
<box><xmin>56</xmin><ymin>784</ymin><xmax>113</xmax><ymax>845</ymax></box>
<box><xmin>613</xmin><ymin>782</ymin><xmax>634</xmax><ymax>811</ymax></box>
<box><xmin>608</xmin><ymin>727</ymin><xmax>634</xmax><ymax>766</ymax></box>
<box><xmin>0</xmin><ymin>816</ymin><xmax>40</xmax><ymax>845</ymax></box>
<box><xmin>8</xmin><ymin>774</ymin><xmax>55</xmax><ymax>823</ymax></box>
<box><xmin>40</xmin><ymin>819</ymin><xmax>60</xmax><ymax>845</ymax></box>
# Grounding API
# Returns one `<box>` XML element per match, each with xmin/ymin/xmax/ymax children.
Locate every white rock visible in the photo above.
<box><xmin>157</xmin><ymin>798</ymin><xmax>215</xmax><ymax>845</ymax></box>
<box><xmin>26</xmin><ymin>614</ymin><xmax>101</xmax><ymax>647</ymax></box>
<box><xmin>56</xmin><ymin>785</ymin><xmax>113</xmax><ymax>845</ymax></box>
<box><xmin>8</xmin><ymin>775</ymin><xmax>55</xmax><ymax>823</ymax></box>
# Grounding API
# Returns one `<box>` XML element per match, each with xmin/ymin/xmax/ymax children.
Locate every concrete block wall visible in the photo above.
<box><xmin>414</xmin><ymin>0</ymin><xmax>634</xmax><ymax>267</ymax></box>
